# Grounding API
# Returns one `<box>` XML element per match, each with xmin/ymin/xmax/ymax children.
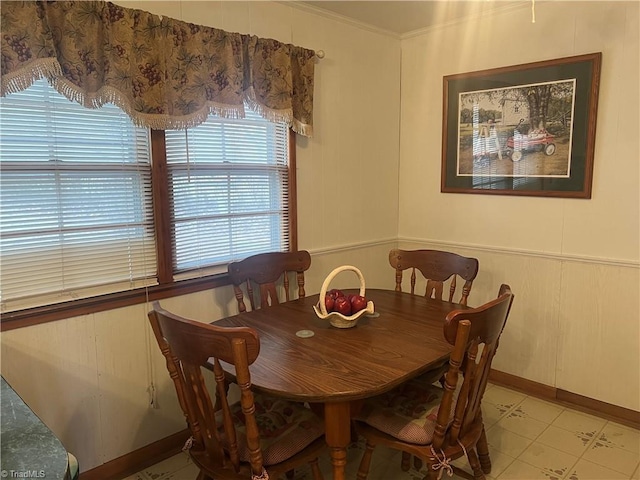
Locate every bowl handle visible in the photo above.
<box><xmin>318</xmin><ymin>265</ymin><xmax>367</xmax><ymax>315</ymax></box>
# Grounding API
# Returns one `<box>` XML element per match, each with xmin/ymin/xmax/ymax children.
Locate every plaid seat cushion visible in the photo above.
<box><xmin>356</xmin><ymin>377</ymin><xmax>458</xmax><ymax>445</ymax></box>
<box><xmin>219</xmin><ymin>393</ymin><xmax>324</xmax><ymax>466</ymax></box>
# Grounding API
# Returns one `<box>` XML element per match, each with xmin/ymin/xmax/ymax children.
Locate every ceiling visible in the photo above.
<box><xmin>298</xmin><ymin>1</ymin><xmax>524</xmax><ymax>36</ymax></box>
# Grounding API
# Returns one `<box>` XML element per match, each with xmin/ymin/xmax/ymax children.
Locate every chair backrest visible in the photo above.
<box><xmin>147</xmin><ymin>301</ymin><xmax>264</xmax><ymax>477</ymax></box>
<box><xmin>431</xmin><ymin>284</ymin><xmax>514</xmax><ymax>451</ymax></box>
<box><xmin>228</xmin><ymin>250</ymin><xmax>312</xmax><ymax>312</ymax></box>
<box><xmin>389</xmin><ymin>249</ymin><xmax>479</xmax><ymax>305</ymax></box>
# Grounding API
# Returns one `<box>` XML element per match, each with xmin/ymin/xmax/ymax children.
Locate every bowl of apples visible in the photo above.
<box><xmin>312</xmin><ymin>265</ymin><xmax>375</xmax><ymax>328</ymax></box>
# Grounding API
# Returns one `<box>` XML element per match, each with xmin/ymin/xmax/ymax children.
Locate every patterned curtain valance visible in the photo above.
<box><xmin>0</xmin><ymin>1</ymin><xmax>316</xmax><ymax>136</ymax></box>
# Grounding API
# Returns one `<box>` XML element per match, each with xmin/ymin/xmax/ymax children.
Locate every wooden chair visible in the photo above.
<box><xmin>228</xmin><ymin>250</ymin><xmax>311</xmax><ymax>313</ymax></box>
<box><xmin>390</xmin><ymin>248</ymin><xmax>480</xmax><ymax>398</ymax></box>
<box><xmin>389</xmin><ymin>249</ymin><xmax>479</xmax><ymax>306</ymax></box>
<box><xmin>354</xmin><ymin>285</ymin><xmax>514</xmax><ymax>480</ymax></box>
<box><xmin>148</xmin><ymin>302</ymin><xmax>325</xmax><ymax>480</ymax></box>
<box><xmin>390</xmin><ymin>248</ymin><xmax>481</xmax><ymax>472</ymax></box>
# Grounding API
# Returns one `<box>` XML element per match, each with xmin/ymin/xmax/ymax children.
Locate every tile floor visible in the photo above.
<box><xmin>124</xmin><ymin>383</ymin><xmax>640</xmax><ymax>480</ymax></box>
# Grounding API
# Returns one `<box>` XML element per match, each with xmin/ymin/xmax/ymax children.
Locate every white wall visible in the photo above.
<box><xmin>0</xmin><ymin>1</ymin><xmax>401</xmax><ymax>472</ymax></box>
<box><xmin>398</xmin><ymin>1</ymin><xmax>639</xmax><ymax>410</ymax></box>
<box><xmin>2</xmin><ymin>1</ymin><xmax>639</xmax><ymax>474</ymax></box>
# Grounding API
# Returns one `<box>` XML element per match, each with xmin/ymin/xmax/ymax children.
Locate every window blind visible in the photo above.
<box><xmin>164</xmin><ymin>111</ymin><xmax>290</xmax><ymax>274</ymax></box>
<box><xmin>0</xmin><ymin>79</ymin><xmax>156</xmax><ymax>310</ymax></box>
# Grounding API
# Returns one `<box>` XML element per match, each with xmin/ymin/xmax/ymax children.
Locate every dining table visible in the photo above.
<box><xmin>212</xmin><ymin>288</ymin><xmax>467</xmax><ymax>480</ymax></box>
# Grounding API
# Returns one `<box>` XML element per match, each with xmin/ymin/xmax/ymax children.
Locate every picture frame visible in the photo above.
<box><xmin>441</xmin><ymin>53</ymin><xmax>601</xmax><ymax>198</ymax></box>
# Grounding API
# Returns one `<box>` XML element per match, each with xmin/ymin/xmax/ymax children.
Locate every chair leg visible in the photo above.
<box><xmin>466</xmin><ymin>448</ymin><xmax>486</xmax><ymax>480</ymax></box>
<box><xmin>286</xmin><ymin>469</ymin><xmax>294</xmax><ymax>479</ymax></box>
<box><xmin>356</xmin><ymin>441</ymin><xmax>376</xmax><ymax>480</ymax></box>
<box><xmin>476</xmin><ymin>426</ymin><xmax>492</xmax><ymax>474</ymax></box>
<box><xmin>401</xmin><ymin>452</ymin><xmax>423</xmax><ymax>472</ymax></box>
<box><xmin>423</xmin><ymin>466</ymin><xmax>439</xmax><ymax>480</ymax></box>
<box><xmin>309</xmin><ymin>458</ymin><xmax>324</xmax><ymax>480</ymax></box>
<box><xmin>196</xmin><ymin>472</ymin><xmax>213</xmax><ymax>480</ymax></box>
<box><xmin>401</xmin><ymin>451</ymin><xmax>410</xmax><ymax>471</ymax></box>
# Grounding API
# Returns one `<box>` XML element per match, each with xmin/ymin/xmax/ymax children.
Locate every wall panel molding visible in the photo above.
<box><xmin>307</xmin><ymin>238</ymin><xmax>397</xmax><ymax>256</ymax></box>
<box><xmin>399</xmin><ymin>237</ymin><xmax>640</xmax><ymax>269</ymax></box>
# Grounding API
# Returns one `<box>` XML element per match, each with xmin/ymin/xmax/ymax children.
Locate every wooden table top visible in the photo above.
<box><xmin>214</xmin><ymin>289</ymin><xmax>464</xmax><ymax>403</ymax></box>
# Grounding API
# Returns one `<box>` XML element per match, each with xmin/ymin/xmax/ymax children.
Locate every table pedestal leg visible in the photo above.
<box><xmin>323</xmin><ymin>402</ymin><xmax>351</xmax><ymax>480</ymax></box>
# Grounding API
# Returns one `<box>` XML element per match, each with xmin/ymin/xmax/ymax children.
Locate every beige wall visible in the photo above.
<box><xmin>0</xmin><ymin>1</ymin><xmax>401</xmax><ymax>472</ymax></box>
<box><xmin>2</xmin><ymin>0</ymin><xmax>639</xmax><ymax>474</ymax></box>
<box><xmin>398</xmin><ymin>1</ymin><xmax>639</xmax><ymax>410</ymax></box>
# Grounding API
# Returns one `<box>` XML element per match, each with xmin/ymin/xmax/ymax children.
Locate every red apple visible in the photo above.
<box><xmin>334</xmin><ymin>296</ymin><xmax>352</xmax><ymax>316</ymax></box>
<box><xmin>324</xmin><ymin>294</ymin><xmax>335</xmax><ymax>313</ymax></box>
<box><xmin>328</xmin><ymin>288</ymin><xmax>344</xmax><ymax>299</ymax></box>
<box><xmin>350</xmin><ymin>295</ymin><xmax>367</xmax><ymax>313</ymax></box>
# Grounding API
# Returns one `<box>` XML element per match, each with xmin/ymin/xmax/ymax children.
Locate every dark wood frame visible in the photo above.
<box><xmin>1</xmin><ymin>130</ymin><xmax>298</xmax><ymax>331</ymax></box>
<box><xmin>441</xmin><ymin>53</ymin><xmax>601</xmax><ymax>198</ymax></box>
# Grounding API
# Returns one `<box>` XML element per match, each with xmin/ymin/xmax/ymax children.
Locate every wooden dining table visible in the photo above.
<box><xmin>212</xmin><ymin>288</ymin><xmax>466</xmax><ymax>480</ymax></box>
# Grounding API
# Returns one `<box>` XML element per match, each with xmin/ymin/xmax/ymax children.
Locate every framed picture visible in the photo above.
<box><xmin>441</xmin><ymin>53</ymin><xmax>601</xmax><ymax>198</ymax></box>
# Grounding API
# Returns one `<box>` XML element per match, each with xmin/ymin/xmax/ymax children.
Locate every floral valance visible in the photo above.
<box><xmin>0</xmin><ymin>1</ymin><xmax>316</xmax><ymax>136</ymax></box>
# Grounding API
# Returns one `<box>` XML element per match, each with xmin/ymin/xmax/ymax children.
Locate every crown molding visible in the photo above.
<box><xmin>280</xmin><ymin>1</ymin><xmax>402</xmax><ymax>39</ymax></box>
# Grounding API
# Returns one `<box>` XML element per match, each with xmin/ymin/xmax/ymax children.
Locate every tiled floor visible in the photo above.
<box><xmin>124</xmin><ymin>383</ymin><xmax>640</xmax><ymax>480</ymax></box>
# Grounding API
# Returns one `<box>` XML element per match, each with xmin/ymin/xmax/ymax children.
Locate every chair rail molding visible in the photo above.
<box><xmin>399</xmin><ymin>237</ymin><xmax>640</xmax><ymax>269</ymax></box>
<box><xmin>307</xmin><ymin>238</ymin><xmax>397</xmax><ymax>257</ymax></box>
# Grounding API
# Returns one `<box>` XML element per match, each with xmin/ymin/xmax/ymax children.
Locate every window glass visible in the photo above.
<box><xmin>0</xmin><ymin>79</ymin><xmax>156</xmax><ymax>310</ymax></box>
<box><xmin>0</xmin><ymin>80</ymin><xmax>294</xmax><ymax>315</ymax></box>
<box><xmin>164</xmin><ymin>111</ymin><xmax>290</xmax><ymax>274</ymax></box>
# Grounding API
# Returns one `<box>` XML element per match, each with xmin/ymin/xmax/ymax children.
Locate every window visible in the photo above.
<box><xmin>0</xmin><ymin>79</ymin><xmax>156</xmax><ymax>312</ymax></box>
<box><xmin>0</xmin><ymin>80</ymin><xmax>296</xmax><ymax>319</ymax></box>
<box><xmin>162</xmin><ymin>111</ymin><xmax>291</xmax><ymax>277</ymax></box>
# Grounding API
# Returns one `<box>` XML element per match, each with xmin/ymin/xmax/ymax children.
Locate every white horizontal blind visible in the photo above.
<box><xmin>0</xmin><ymin>79</ymin><xmax>157</xmax><ymax>310</ymax></box>
<box><xmin>165</xmin><ymin>111</ymin><xmax>290</xmax><ymax>273</ymax></box>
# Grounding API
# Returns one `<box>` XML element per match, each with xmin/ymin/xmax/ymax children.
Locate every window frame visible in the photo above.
<box><xmin>1</xmin><ymin>129</ymin><xmax>297</xmax><ymax>331</ymax></box>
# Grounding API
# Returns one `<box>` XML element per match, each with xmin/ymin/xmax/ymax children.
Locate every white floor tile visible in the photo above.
<box><xmin>476</xmin><ymin>449</ymin><xmax>516</xmax><ymax>478</ymax></box>
<box><xmin>597</xmin><ymin>421</ymin><xmax>640</xmax><ymax>453</ymax></box>
<box><xmin>566</xmin><ymin>458</ymin><xmax>630</xmax><ymax>479</ymax></box>
<box><xmin>512</xmin><ymin>396</ymin><xmax>564</xmax><ymax>424</ymax></box>
<box><xmin>551</xmin><ymin>410</ymin><xmax>607</xmax><ymax>439</ymax></box>
<box><xmin>487</xmin><ymin>424</ymin><xmax>535</xmax><ymax>458</ymax></box>
<box><xmin>495</xmin><ymin>408</ymin><xmax>549</xmax><ymax>440</ymax></box>
<box><xmin>496</xmin><ymin>459</ymin><xmax>559</xmax><ymax>479</ymax></box>
<box><xmin>581</xmin><ymin>438</ymin><xmax>640</xmax><ymax>476</ymax></box>
<box><xmin>483</xmin><ymin>385</ymin><xmax>527</xmax><ymax>410</ymax></box>
<box><xmin>483</xmin><ymin>401</ymin><xmax>512</xmax><ymax>428</ymax></box>
<box><xmin>139</xmin><ymin>452</ymin><xmax>192</xmax><ymax>479</ymax></box>
<box><xmin>517</xmin><ymin>441</ymin><xmax>578</xmax><ymax>478</ymax></box>
<box><xmin>536</xmin><ymin>425</ymin><xmax>595</xmax><ymax>457</ymax></box>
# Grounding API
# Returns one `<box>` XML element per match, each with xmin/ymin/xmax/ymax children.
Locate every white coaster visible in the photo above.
<box><xmin>295</xmin><ymin>329</ymin><xmax>315</xmax><ymax>338</ymax></box>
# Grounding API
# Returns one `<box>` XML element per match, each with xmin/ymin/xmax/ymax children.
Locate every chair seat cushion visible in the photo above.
<box><xmin>220</xmin><ymin>393</ymin><xmax>324</xmax><ymax>465</ymax></box>
<box><xmin>355</xmin><ymin>378</ymin><xmax>455</xmax><ymax>445</ymax></box>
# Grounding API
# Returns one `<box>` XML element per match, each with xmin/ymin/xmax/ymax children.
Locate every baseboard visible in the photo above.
<box><xmin>555</xmin><ymin>389</ymin><xmax>640</xmax><ymax>430</ymax></box>
<box><xmin>79</xmin><ymin>429</ymin><xmax>190</xmax><ymax>480</ymax></box>
<box><xmin>489</xmin><ymin>369</ymin><xmax>640</xmax><ymax>430</ymax></box>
